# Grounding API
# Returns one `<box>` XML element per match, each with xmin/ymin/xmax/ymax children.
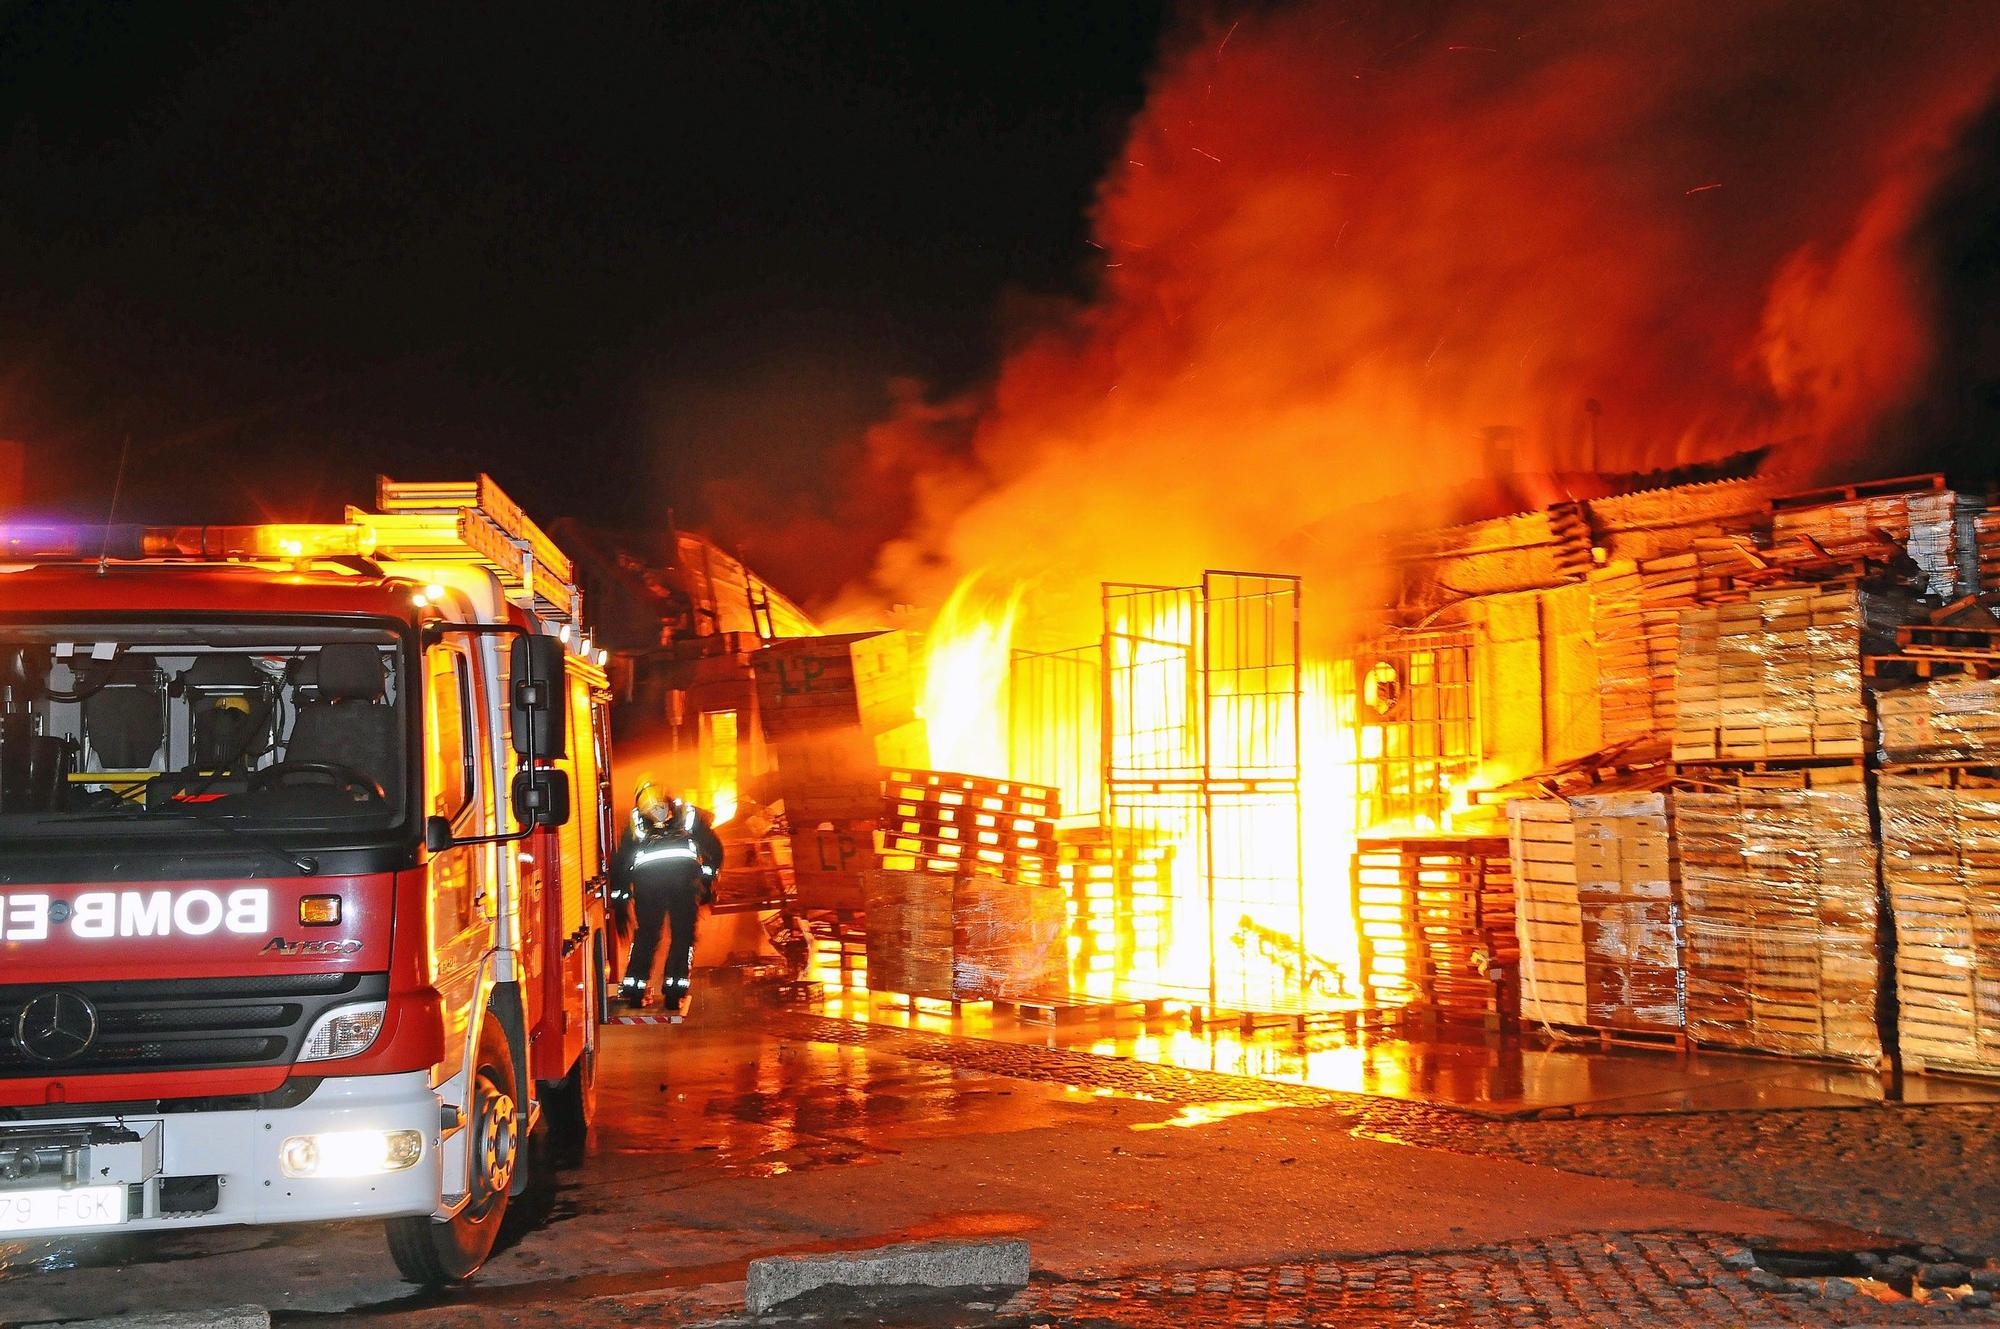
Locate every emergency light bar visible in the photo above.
<box><xmin>0</xmin><ymin>522</ymin><xmax>372</xmax><ymax>562</ymax></box>
<box><xmin>0</xmin><ymin>474</ymin><xmax>586</xmax><ymax>629</ymax></box>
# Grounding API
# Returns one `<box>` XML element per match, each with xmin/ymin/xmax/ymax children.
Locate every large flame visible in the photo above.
<box><xmin>787</xmin><ymin>4</ymin><xmax>2000</xmax><ymax>1016</ymax></box>
<box><xmin>921</xmin><ymin>574</ymin><xmax>1024</xmax><ymax>774</ymax></box>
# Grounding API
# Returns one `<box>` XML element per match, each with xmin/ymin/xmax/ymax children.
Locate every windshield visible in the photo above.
<box><xmin>0</xmin><ymin>621</ymin><xmax>409</xmax><ymax>845</ymax></box>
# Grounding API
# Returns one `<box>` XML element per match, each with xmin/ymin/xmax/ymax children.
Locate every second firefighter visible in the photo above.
<box><xmin>611</xmin><ymin>782</ymin><xmax>723</xmax><ymax>1011</ymax></box>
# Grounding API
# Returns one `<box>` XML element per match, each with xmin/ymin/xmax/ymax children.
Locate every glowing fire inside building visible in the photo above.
<box><xmin>546</xmin><ymin>0</ymin><xmax>2000</xmax><ymax>1064</ymax></box>
<box><xmin>586</xmin><ymin>466</ymin><xmax>2000</xmax><ymax>1078</ymax></box>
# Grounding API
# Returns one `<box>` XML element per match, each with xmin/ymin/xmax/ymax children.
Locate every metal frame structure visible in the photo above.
<box><xmin>1345</xmin><ymin>628</ymin><xmax>1480</xmax><ymax>831</ymax></box>
<box><xmin>1102</xmin><ymin>572</ymin><xmax>1307</xmax><ymax>1012</ymax></box>
<box><xmin>1009</xmin><ymin>642</ymin><xmax>1103</xmax><ymax>827</ymax></box>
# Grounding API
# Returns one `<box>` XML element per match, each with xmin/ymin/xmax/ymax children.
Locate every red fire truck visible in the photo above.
<box><xmin>0</xmin><ymin>476</ymin><xmax>616</xmax><ymax>1283</ymax></box>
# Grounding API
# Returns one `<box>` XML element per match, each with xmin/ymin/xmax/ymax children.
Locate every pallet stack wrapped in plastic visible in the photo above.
<box><xmin>1878</xmin><ymin>674</ymin><xmax>2000</xmax><ymax>762</ymax></box>
<box><xmin>1879</xmin><ymin>770</ymin><xmax>2000</xmax><ymax>1077</ymax></box>
<box><xmin>1670</xmin><ymin>586</ymin><xmax>1897</xmax><ymax>762</ymax></box>
<box><xmin>1672</xmin><ymin>772</ymin><xmax>1881</xmax><ymax>1064</ymax></box>
<box><xmin>1571</xmin><ymin>792</ymin><xmax>1685</xmax><ymax>1036</ymax></box>
<box><xmin>1874</xmin><ymin>625</ymin><xmax>2000</xmax><ymax>1078</ymax></box>
<box><xmin>1770</xmin><ymin>478</ymin><xmax>1976</xmax><ymax>600</ymax></box>
<box><xmin>1979</xmin><ymin>506</ymin><xmax>2000</xmax><ymax>595</ymax></box>
<box><xmin>863</xmin><ymin>769</ymin><xmax>1065</xmax><ymax>1002</ymax></box>
<box><xmin>1506</xmin><ymin>801</ymin><xmax>1586</xmax><ymax>1024</ymax></box>
<box><xmin>1508</xmin><ymin>794</ymin><xmax>1685</xmax><ymax>1038</ymax></box>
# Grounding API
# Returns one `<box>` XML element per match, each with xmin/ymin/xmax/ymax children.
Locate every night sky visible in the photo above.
<box><xmin>0</xmin><ymin>2</ymin><xmax>1166</xmax><ymax>529</ymax></box>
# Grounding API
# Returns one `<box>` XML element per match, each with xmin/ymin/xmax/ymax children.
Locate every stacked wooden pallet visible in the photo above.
<box><xmin>1507</xmin><ymin>794</ymin><xmax>1686</xmax><ymax>1038</ymax></box>
<box><xmin>1878</xmin><ymin>674</ymin><xmax>2000</xmax><ymax>763</ymax></box>
<box><xmin>1673</xmin><ymin>784</ymin><xmax>1881</xmax><ymax>1063</ymax></box>
<box><xmin>1506</xmin><ymin>801</ymin><xmax>1586</xmax><ymax>1025</ymax></box>
<box><xmin>754</xmin><ymin>631</ymin><xmax>916</xmax><ymax>912</ymax></box>
<box><xmin>1586</xmin><ymin>542</ymin><xmax>1761</xmax><ymax>746</ymax></box>
<box><xmin>864</xmin><ymin>768</ymin><xmax>1065</xmax><ymax>1002</ymax></box>
<box><xmin>1878</xmin><ymin>768</ymin><xmax>2000</xmax><ymax>1078</ymax></box>
<box><xmin>1057</xmin><ymin>832</ymin><xmax>1172</xmax><ymax>997</ymax></box>
<box><xmin>1353</xmin><ymin>836</ymin><xmax>1518</xmax><ymax>1019</ymax></box>
<box><xmin>1353</xmin><ymin>843</ymin><xmax>1421</xmax><ymax>1008</ymax></box>
<box><xmin>1571</xmin><ymin>792</ymin><xmax>1684</xmax><ymax>1036</ymax></box>
<box><xmin>1978</xmin><ymin>507</ymin><xmax>2000</xmax><ymax>595</ymax></box>
<box><xmin>1586</xmin><ymin>565</ymin><xmax>1653</xmax><ymax>747</ymax></box>
<box><xmin>1670</xmin><ymin>586</ymin><xmax>1892</xmax><ymax>762</ymax></box>
<box><xmin>1770</xmin><ymin>475</ymin><xmax>1970</xmax><ymax>600</ymax></box>
<box><xmin>878</xmin><ymin>768</ymin><xmax>1058</xmax><ymax>885</ymax></box>
<box><xmin>789</xmin><ymin>820</ymin><xmax>877</xmax><ymax>914</ymax></box>
<box><xmin>861</xmin><ymin>867</ymin><xmax>1065</xmax><ymax>1002</ymax></box>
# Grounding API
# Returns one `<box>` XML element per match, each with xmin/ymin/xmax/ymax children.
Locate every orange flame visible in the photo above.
<box><xmin>921</xmin><ymin>574</ymin><xmax>1024</xmax><ymax>775</ymax></box>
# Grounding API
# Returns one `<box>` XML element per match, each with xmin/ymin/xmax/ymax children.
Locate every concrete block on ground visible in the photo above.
<box><xmin>25</xmin><ymin>1309</ymin><xmax>268</xmax><ymax>1329</ymax></box>
<box><xmin>745</xmin><ymin>1239</ymin><xmax>1029</xmax><ymax>1314</ymax></box>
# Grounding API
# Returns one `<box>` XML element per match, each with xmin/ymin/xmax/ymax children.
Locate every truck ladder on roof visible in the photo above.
<box><xmin>352</xmin><ymin>474</ymin><xmax>580</xmax><ymax>623</ymax></box>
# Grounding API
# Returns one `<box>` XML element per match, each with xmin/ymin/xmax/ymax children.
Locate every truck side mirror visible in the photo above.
<box><xmin>424</xmin><ymin>815</ymin><xmax>455</xmax><ymax>853</ymax></box>
<box><xmin>509</xmin><ymin>634</ymin><xmax>569</xmax><ymax>761</ymax></box>
<box><xmin>511</xmin><ymin>767</ymin><xmax>571</xmax><ymax>829</ymax></box>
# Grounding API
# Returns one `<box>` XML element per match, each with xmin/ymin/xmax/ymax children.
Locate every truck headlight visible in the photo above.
<box><xmin>279</xmin><ymin>1129</ymin><xmax>424</xmax><ymax>1179</ymax></box>
<box><xmin>297</xmin><ymin>1002</ymin><xmax>386</xmax><ymax>1062</ymax></box>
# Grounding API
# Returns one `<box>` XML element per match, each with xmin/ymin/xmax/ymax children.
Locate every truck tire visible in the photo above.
<box><xmin>386</xmin><ymin>1019</ymin><xmax>519</xmax><ymax>1284</ymax></box>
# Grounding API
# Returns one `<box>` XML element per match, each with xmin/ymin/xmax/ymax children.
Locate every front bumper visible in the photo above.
<box><xmin>0</xmin><ymin>1070</ymin><xmax>440</xmax><ymax>1236</ymax></box>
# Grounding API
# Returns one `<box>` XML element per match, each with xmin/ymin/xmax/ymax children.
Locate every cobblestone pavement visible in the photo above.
<box><xmin>779</xmin><ymin>1016</ymin><xmax>2000</xmax><ymax>1260</ymax></box>
<box><xmin>341</xmin><ymin>1233</ymin><xmax>2000</xmax><ymax>1328</ymax></box>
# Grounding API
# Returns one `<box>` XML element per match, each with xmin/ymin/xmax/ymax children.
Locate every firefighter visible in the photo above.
<box><xmin>610</xmin><ymin>781</ymin><xmax>722</xmax><ymax>1011</ymax></box>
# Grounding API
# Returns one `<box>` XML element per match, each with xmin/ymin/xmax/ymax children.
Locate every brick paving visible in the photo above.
<box><xmin>779</xmin><ymin>1015</ymin><xmax>2000</xmax><ymax>1259</ymax></box>
<box><xmin>372</xmin><ymin>1233</ymin><xmax>2000</xmax><ymax>1327</ymax></box>
<box><xmin>313</xmin><ymin>1020</ymin><xmax>2000</xmax><ymax>1327</ymax></box>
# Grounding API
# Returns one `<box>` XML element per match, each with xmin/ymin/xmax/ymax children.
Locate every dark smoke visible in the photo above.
<box><xmin>1890</xmin><ymin>90</ymin><xmax>2000</xmax><ymax>491</ymax></box>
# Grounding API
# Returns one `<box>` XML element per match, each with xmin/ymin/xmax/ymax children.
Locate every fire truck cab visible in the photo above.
<box><xmin>0</xmin><ymin>476</ymin><xmax>615</xmax><ymax>1283</ymax></box>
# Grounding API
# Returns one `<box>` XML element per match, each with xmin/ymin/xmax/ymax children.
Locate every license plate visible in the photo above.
<box><xmin>0</xmin><ymin>1184</ymin><xmax>127</xmax><ymax>1232</ymax></box>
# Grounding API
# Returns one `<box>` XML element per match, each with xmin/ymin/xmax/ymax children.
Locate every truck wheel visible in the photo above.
<box><xmin>544</xmin><ymin>1039</ymin><xmax>596</xmax><ymax>1166</ymax></box>
<box><xmin>386</xmin><ymin>1019</ymin><xmax>519</xmax><ymax>1284</ymax></box>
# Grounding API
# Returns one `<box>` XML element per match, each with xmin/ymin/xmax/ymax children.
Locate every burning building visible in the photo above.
<box><xmin>640</xmin><ymin>4</ymin><xmax>2000</xmax><ymax>1054</ymax></box>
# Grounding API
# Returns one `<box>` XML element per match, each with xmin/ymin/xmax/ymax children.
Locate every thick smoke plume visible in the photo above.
<box><xmin>767</xmin><ymin>2</ymin><xmax>2000</xmax><ymax>641</ymax></box>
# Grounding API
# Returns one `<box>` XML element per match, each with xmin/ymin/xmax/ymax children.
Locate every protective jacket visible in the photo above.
<box><xmin>612</xmin><ymin>804</ymin><xmax>723</xmax><ymax>1006</ymax></box>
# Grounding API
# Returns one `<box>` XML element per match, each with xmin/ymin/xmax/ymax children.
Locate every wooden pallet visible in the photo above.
<box><xmin>990</xmin><ymin>996</ymin><xmax>1166</xmax><ymax>1027</ymax></box>
<box><xmin>1770</xmin><ymin>472</ymin><xmax>1947</xmax><ymax>510</ymax></box>
<box><xmin>882</xmin><ymin>768</ymin><xmax>1060</xmax><ymax>819</ymax></box>
<box><xmin>1530</xmin><ymin>1020</ymin><xmax>1690</xmax><ymax>1054</ymax></box>
<box><xmin>1902</xmin><ymin>1052</ymin><xmax>2000</xmax><ymax>1082</ymax></box>
<box><xmin>1868</xmin><ymin>653</ymin><xmax>2000</xmax><ymax>681</ymax></box>
<box><xmin>1898</xmin><ymin>624</ymin><xmax>2000</xmax><ymax>656</ymax></box>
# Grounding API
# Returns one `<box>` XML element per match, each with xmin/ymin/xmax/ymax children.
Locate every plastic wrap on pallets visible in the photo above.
<box><xmin>1879</xmin><ymin>771</ymin><xmax>2000</xmax><ymax>1077</ymax></box>
<box><xmin>1674</xmin><ymin>587</ymin><xmax>1905</xmax><ymax>759</ymax></box>
<box><xmin>1876</xmin><ymin>676</ymin><xmax>2000</xmax><ymax>764</ymax></box>
<box><xmin>1772</xmin><ymin>488</ymin><xmax>1968</xmax><ymax>599</ymax></box>
<box><xmin>862</xmin><ymin>869</ymin><xmax>955</xmax><ymax>1000</ymax></box>
<box><xmin>861</xmin><ymin>868</ymin><xmax>1062</xmax><ymax>1001</ymax></box>
<box><xmin>952</xmin><ymin>875</ymin><xmax>1064</xmax><ymax>1001</ymax></box>
<box><xmin>1570</xmin><ymin>791</ymin><xmax>1685</xmax><ymax>1034</ymax></box>
<box><xmin>1507</xmin><ymin>799</ymin><xmax>1584</xmax><ymax>1025</ymax></box>
<box><xmin>1672</xmin><ymin>787</ymin><xmax>1881</xmax><ymax>1063</ymax></box>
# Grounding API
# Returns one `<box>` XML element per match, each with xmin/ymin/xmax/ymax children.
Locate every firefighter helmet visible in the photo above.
<box><xmin>633</xmin><ymin>780</ymin><xmax>682</xmax><ymax>832</ymax></box>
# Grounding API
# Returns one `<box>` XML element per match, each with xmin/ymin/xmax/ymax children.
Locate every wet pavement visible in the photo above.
<box><xmin>815</xmin><ymin>989</ymin><xmax>2000</xmax><ymax>1116</ymax></box>
<box><xmin>5</xmin><ymin>984</ymin><xmax>2000</xmax><ymax>1326</ymax></box>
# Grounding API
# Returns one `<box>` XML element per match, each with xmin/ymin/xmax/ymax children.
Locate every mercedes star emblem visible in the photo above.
<box><xmin>16</xmin><ymin>989</ymin><xmax>99</xmax><ymax>1064</ymax></box>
